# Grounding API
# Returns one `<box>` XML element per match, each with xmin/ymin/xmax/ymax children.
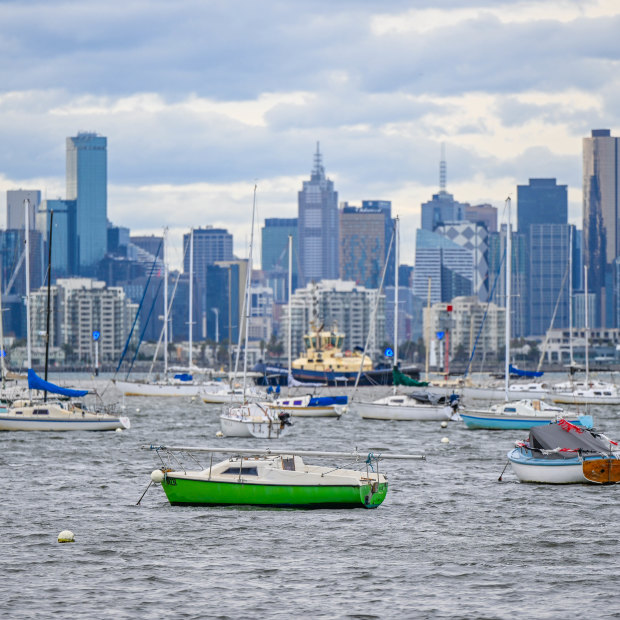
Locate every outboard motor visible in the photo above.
<box><xmin>449</xmin><ymin>393</ymin><xmax>460</xmax><ymax>412</ymax></box>
<box><xmin>278</xmin><ymin>411</ymin><xmax>292</xmax><ymax>427</ymax></box>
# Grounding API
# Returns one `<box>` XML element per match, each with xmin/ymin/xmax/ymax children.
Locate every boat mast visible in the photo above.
<box><xmin>393</xmin><ymin>216</ymin><xmax>399</xmax><ymax>394</ymax></box>
<box><xmin>163</xmin><ymin>227</ymin><xmax>169</xmax><ymax>377</ymax></box>
<box><xmin>188</xmin><ymin>228</ymin><xmax>194</xmax><ymax>369</ymax></box>
<box><xmin>0</xmin><ymin>254</ymin><xmax>6</xmax><ymax>390</ymax></box>
<box><xmin>44</xmin><ymin>210</ymin><xmax>54</xmax><ymax>402</ymax></box>
<box><xmin>584</xmin><ymin>265</ymin><xmax>589</xmax><ymax>383</ymax></box>
<box><xmin>425</xmin><ymin>277</ymin><xmax>431</xmax><ymax>382</ymax></box>
<box><xmin>504</xmin><ymin>197</ymin><xmax>512</xmax><ymax>401</ymax></box>
<box><xmin>24</xmin><ymin>198</ymin><xmax>32</xmax><ymax>370</ymax></box>
<box><xmin>568</xmin><ymin>226</ymin><xmax>574</xmax><ymax>367</ymax></box>
<box><xmin>241</xmin><ymin>185</ymin><xmax>257</xmax><ymax>400</ymax></box>
<box><xmin>287</xmin><ymin>234</ymin><xmax>293</xmax><ymax>380</ymax></box>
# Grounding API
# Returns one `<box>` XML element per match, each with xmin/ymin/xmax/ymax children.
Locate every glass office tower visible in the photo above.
<box><xmin>66</xmin><ymin>133</ymin><xmax>108</xmax><ymax>274</ymax></box>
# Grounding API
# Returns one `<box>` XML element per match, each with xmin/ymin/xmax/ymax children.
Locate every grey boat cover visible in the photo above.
<box><xmin>528</xmin><ymin>420</ymin><xmax>613</xmax><ymax>459</ymax></box>
<box><xmin>408</xmin><ymin>391</ymin><xmax>458</xmax><ymax>406</ymax></box>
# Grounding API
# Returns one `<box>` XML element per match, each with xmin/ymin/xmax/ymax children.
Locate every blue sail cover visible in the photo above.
<box><xmin>509</xmin><ymin>364</ymin><xmax>544</xmax><ymax>378</ymax></box>
<box><xmin>27</xmin><ymin>369</ymin><xmax>89</xmax><ymax>397</ymax></box>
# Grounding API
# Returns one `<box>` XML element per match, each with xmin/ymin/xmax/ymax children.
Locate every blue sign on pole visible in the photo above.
<box><xmin>436</xmin><ymin>331</ymin><xmax>445</xmax><ymax>341</ymax></box>
<box><xmin>0</xmin><ymin>350</ymin><xmax>5</xmax><ymax>357</ymax></box>
<box><xmin>384</xmin><ymin>347</ymin><xmax>394</xmax><ymax>358</ymax></box>
<box><xmin>92</xmin><ymin>330</ymin><xmax>100</xmax><ymax>341</ymax></box>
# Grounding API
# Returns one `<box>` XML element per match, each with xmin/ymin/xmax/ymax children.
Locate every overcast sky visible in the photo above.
<box><xmin>1</xmin><ymin>0</ymin><xmax>619</xmax><ymax>268</ymax></box>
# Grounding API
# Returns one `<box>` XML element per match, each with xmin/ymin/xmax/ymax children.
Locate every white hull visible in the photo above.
<box><xmin>114</xmin><ymin>380</ymin><xmax>203</xmax><ymax>397</ymax></box>
<box><xmin>0</xmin><ymin>414</ymin><xmax>130</xmax><ymax>432</ymax></box>
<box><xmin>509</xmin><ymin>460</ymin><xmax>587</xmax><ymax>484</ymax></box>
<box><xmin>202</xmin><ymin>387</ymin><xmax>267</xmax><ymax>404</ymax></box>
<box><xmin>357</xmin><ymin>402</ymin><xmax>452</xmax><ymax>421</ymax></box>
<box><xmin>552</xmin><ymin>393</ymin><xmax>620</xmax><ymax>405</ymax></box>
<box><xmin>285</xmin><ymin>406</ymin><xmax>344</xmax><ymax>418</ymax></box>
<box><xmin>219</xmin><ymin>415</ymin><xmax>290</xmax><ymax>439</ymax></box>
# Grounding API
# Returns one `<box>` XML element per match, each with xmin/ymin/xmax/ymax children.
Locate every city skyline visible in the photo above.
<box><xmin>0</xmin><ymin>1</ymin><xmax>619</xmax><ymax>266</ymax></box>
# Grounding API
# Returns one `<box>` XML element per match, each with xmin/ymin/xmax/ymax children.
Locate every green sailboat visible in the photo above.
<box><xmin>145</xmin><ymin>446</ymin><xmax>424</xmax><ymax>509</ymax></box>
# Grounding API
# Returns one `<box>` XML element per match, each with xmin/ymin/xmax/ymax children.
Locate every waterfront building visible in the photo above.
<box><xmin>424</xmin><ymin>296</ymin><xmax>505</xmax><ymax>366</ymax></box>
<box><xmin>66</xmin><ymin>133</ymin><xmax>108</xmax><ymax>274</ymax></box>
<box><xmin>6</xmin><ymin>189</ymin><xmax>40</xmax><ymax>230</ymax></box>
<box><xmin>517</xmin><ymin>178</ymin><xmax>567</xmax><ymax>233</ymax></box>
<box><xmin>29</xmin><ymin>278</ymin><xmax>138</xmax><ymax>364</ymax></box>
<box><xmin>582</xmin><ymin>129</ymin><xmax>620</xmax><ymax>326</ymax></box>
<box><xmin>248</xmin><ymin>286</ymin><xmax>274</xmax><ymax>343</ymax></box>
<box><xmin>283</xmin><ymin>280</ymin><xmax>384</xmax><ymax>362</ymax></box>
<box><xmin>297</xmin><ymin>144</ymin><xmax>339</xmax><ymax>284</ymax></box>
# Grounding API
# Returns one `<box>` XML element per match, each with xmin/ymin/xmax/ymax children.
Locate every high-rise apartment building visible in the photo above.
<box><xmin>582</xmin><ymin>129</ymin><xmax>620</xmax><ymax>327</ymax></box>
<box><xmin>517</xmin><ymin>178</ymin><xmax>567</xmax><ymax>233</ymax></box>
<box><xmin>261</xmin><ymin>218</ymin><xmax>298</xmax><ymax>302</ymax></box>
<box><xmin>297</xmin><ymin>144</ymin><xmax>339</xmax><ymax>284</ymax></box>
<box><xmin>6</xmin><ymin>189</ymin><xmax>41</xmax><ymax>230</ymax></box>
<box><xmin>465</xmin><ymin>203</ymin><xmax>498</xmax><ymax>233</ymax></box>
<box><xmin>37</xmin><ymin>199</ymin><xmax>77</xmax><ymax>277</ymax></box>
<box><xmin>66</xmin><ymin>133</ymin><xmax>108</xmax><ymax>274</ymax></box>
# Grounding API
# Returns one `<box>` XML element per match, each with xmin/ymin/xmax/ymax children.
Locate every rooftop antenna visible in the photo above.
<box><xmin>439</xmin><ymin>143</ymin><xmax>447</xmax><ymax>193</ymax></box>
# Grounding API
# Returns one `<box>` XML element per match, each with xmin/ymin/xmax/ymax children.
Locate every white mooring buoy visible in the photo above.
<box><xmin>215</xmin><ymin>431</ymin><xmax>224</xmax><ymax>438</ymax></box>
<box><xmin>58</xmin><ymin>530</ymin><xmax>75</xmax><ymax>543</ymax></box>
<box><xmin>115</xmin><ymin>428</ymin><xmax>123</xmax><ymax>433</ymax></box>
<box><xmin>150</xmin><ymin>470</ymin><xmax>165</xmax><ymax>483</ymax></box>
<box><xmin>440</xmin><ymin>437</ymin><xmax>450</xmax><ymax>444</ymax></box>
<box><xmin>440</xmin><ymin>421</ymin><xmax>448</xmax><ymax>428</ymax></box>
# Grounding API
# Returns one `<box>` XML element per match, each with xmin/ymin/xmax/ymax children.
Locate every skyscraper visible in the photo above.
<box><xmin>517</xmin><ymin>178</ymin><xmax>567</xmax><ymax>233</ymax></box>
<box><xmin>339</xmin><ymin>204</ymin><xmax>387</xmax><ymax>289</ymax></box>
<box><xmin>66</xmin><ymin>132</ymin><xmax>108</xmax><ymax>274</ymax></box>
<box><xmin>6</xmin><ymin>189</ymin><xmax>40</xmax><ymax>230</ymax></box>
<box><xmin>297</xmin><ymin>144</ymin><xmax>339</xmax><ymax>284</ymax></box>
<box><xmin>582</xmin><ymin>129</ymin><xmax>620</xmax><ymax>327</ymax></box>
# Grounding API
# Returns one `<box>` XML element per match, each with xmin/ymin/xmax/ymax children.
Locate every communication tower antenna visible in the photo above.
<box><xmin>439</xmin><ymin>142</ymin><xmax>447</xmax><ymax>192</ymax></box>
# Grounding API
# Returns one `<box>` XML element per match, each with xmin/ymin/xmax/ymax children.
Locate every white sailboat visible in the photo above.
<box><xmin>355</xmin><ymin>217</ymin><xmax>456</xmax><ymax>421</ymax></box>
<box><xmin>219</xmin><ymin>186</ymin><xmax>291</xmax><ymax>438</ymax></box>
<box><xmin>460</xmin><ymin>198</ymin><xmax>592</xmax><ymax>430</ymax></box>
<box><xmin>551</xmin><ymin>265</ymin><xmax>620</xmax><ymax>405</ymax></box>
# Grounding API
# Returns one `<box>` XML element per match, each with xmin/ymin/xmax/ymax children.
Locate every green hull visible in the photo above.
<box><xmin>161</xmin><ymin>475</ymin><xmax>387</xmax><ymax>509</ymax></box>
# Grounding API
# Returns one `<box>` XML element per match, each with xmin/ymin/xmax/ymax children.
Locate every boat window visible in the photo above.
<box><xmin>282</xmin><ymin>457</ymin><xmax>295</xmax><ymax>471</ymax></box>
<box><xmin>222</xmin><ymin>467</ymin><xmax>258</xmax><ymax>476</ymax></box>
<box><xmin>15</xmin><ymin>411</ymin><xmax>22</xmax><ymax>415</ymax></box>
<box><xmin>504</xmin><ymin>407</ymin><xmax>516</xmax><ymax>412</ymax></box>
<box><xmin>293</xmin><ymin>400</ymin><xmax>302</xmax><ymax>405</ymax></box>
<box><xmin>33</xmin><ymin>409</ymin><xmax>49</xmax><ymax>415</ymax></box>
<box><xmin>604</xmin><ymin>392</ymin><xmax>612</xmax><ymax>396</ymax></box>
<box><xmin>594</xmin><ymin>392</ymin><xmax>601</xmax><ymax>396</ymax></box>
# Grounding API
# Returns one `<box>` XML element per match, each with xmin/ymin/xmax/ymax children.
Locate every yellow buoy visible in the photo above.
<box><xmin>58</xmin><ymin>530</ymin><xmax>75</xmax><ymax>543</ymax></box>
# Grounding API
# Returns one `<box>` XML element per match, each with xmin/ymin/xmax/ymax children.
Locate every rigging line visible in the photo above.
<box><xmin>126</xmin><ymin>279</ymin><xmax>163</xmax><ymax>379</ymax></box>
<box><xmin>351</xmin><ymin>219</ymin><xmax>396</xmax><ymax>403</ymax></box>
<box><xmin>464</xmin><ymin>247</ymin><xmax>506</xmax><ymax>379</ymax></box>
<box><xmin>536</xmin><ymin>257</ymin><xmax>570</xmax><ymax>373</ymax></box>
<box><xmin>113</xmin><ymin>239</ymin><xmax>163</xmax><ymax>378</ymax></box>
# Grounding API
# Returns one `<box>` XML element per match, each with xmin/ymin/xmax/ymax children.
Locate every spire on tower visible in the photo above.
<box><xmin>439</xmin><ymin>142</ymin><xmax>447</xmax><ymax>193</ymax></box>
<box><xmin>311</xmin><ymin>141</ymin><xmax>325</xmax><ymax>181</ymax></box>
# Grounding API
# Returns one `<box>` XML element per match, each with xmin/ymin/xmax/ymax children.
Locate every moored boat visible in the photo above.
<box><xmin>460</xmin><ymin>398</ymin><xmax>592</xmax><ymax>430</ymax></box>
<box><xmin>268</xmin><ymin>393</ymin><xmax>347</xmax><ymax>417</ymax></box>
<box><xmin>220</xmin><ymin>402</ymin><xmax>292</xmax><ymax>438</ymax></box>
<box><xmin>357</xmin><ymin>391</ymin><xmax>459</xmax><ymax>421</ymax></box>
<box><xmin>145</xmin><ymin>446</ymin><xmax>425</xmax><ymax>508</ymax></box>
<box><xmin>507</xmin><ymin>419</ymin><xmax>620</xmax><ymax>484</ymax></box>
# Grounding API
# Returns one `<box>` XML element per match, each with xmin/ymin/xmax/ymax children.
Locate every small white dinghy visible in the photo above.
<box><xmin>219</xmin><ymin>402</ymin><xmax>292</xmax><ymax>439</ymax></box>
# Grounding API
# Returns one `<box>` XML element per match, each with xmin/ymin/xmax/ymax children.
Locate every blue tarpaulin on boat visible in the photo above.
<box><xmin>27</xmin><ymin>369</ymin><xmax>89</xmax><ymax>397</ymax></box>
<box><xmin>309</xmin><ymin>395</ymin><xmax>348</xmax><ymax>406</ymax></box>
<box><xmin>509</xmin><ymin>364</ymin><xmax>544</xmax><ymax>378</ymax></box>
<box><xmin>174</xmin><ymin>373</ymin><xmax>193</xmax><ymax>382</ymax></box>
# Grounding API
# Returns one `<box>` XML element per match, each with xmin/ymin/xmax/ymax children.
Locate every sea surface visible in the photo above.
<box><xmin>2</xmin><ymin>376</ymin><xmax>620</xmax><ymax>619</ymax></box>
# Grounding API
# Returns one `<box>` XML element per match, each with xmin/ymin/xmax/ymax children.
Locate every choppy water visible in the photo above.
<box><xmin>2</xmin><ymin>379</ymin><xmax>620</xmax><ymax>619</ymax></box>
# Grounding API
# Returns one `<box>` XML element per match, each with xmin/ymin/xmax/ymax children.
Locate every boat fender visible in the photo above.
<box><xmin>151</xmin><ymin>470</ymin><xmax>165</xmax><ymax>484</ymax></box>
